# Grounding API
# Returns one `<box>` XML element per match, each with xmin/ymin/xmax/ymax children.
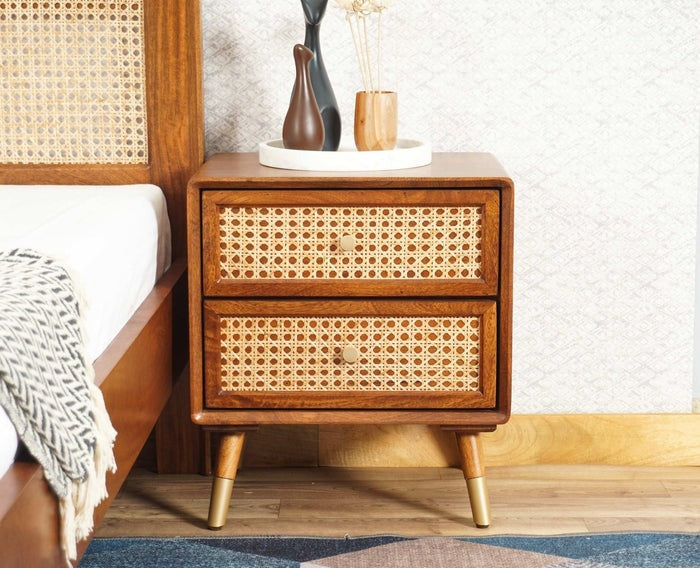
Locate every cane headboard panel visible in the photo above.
<box><xmin>1</xmin><ymin>2</ymin><xmax>148</xmax><ymax>165</ymax></box>
<box><xmin>0</xmin><ymin>0</ymin><xmax>203</xmax><ymax>257</ymax></box>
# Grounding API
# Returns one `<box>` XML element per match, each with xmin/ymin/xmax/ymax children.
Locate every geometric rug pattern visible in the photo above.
<box><xmin>82</xmin><ymin>534</ymin><xmax>700</xmax><ymax>567</ymax></box>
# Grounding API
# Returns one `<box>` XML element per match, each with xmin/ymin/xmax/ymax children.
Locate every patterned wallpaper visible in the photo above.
<box><xmin>202</xmin><ymin>0</ymin><xmax>698</xmax><ymax>413</ymax></box>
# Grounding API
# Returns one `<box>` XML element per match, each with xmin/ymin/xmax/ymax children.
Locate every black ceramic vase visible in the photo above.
<box><xmin>301</xmin><ymin>0</ymin><xmax>341</xmax><ymax>151</ymax></box>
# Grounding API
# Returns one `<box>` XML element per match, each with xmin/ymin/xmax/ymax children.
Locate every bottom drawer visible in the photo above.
<box><xmin>203</xmin><ymin>299</ymin><xmax>497</xmax><ymax>409</ymax></box>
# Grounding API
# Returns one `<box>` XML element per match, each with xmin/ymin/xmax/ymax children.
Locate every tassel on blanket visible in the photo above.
<box><xmin>0</xmin><ymin>249</ymin><xmax>118</xmax><ymax>566</ymax></box>
<box><xmin>60</xmin><ymin>383</ymin><xmax>117</xmax><ymax>565</ymax></box>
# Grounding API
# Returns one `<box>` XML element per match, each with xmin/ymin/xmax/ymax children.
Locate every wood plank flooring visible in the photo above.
<box><xmin>96</xmin><ymin>466</ymin><xmax>700</xmax><ymax>538</ymax></box>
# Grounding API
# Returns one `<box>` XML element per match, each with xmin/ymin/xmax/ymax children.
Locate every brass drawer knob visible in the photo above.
<box><xmin>342</xmin><ymin>345</ymin><xmax>360</xmax><ymax>363</ymax></box>
<box><xmin>339</xmin><ymin>234</ymin><xmax>357</xmax><ymax>252</ymax></box>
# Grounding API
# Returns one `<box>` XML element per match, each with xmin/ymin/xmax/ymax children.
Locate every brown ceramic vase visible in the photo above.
<box><xmin>283</xmin><ymin>44</ymin><xmax>325</xmax><ymax>151</ymax></box>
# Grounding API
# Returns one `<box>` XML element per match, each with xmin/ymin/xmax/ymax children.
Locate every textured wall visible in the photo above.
<box><xmin>202</xmin><ymin>0</ymin><xmax>698</xmax><ymax>413</ymax></box>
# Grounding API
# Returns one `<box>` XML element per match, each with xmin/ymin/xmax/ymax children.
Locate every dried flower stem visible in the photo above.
<box><xmin>366</xmin><ymin>22</ymin><xmax>373</xmax><ymax>91</ymax></box>
<box><xmin>337</xmin><ymin>0</ymin><xmax>393</xmax><ymax>93</ymax></box>
<box><xmin>377</xmin><ymin>10</ymin><xmax>382</xmax><ymax>92</ymax></box>
<box><xmin>347</xmin><ymin>14</ymin><xmax>369</xmax><ymax>91</ymax></box>
<box><xmin>362</xmin><ymin>16</ymin><xmax>375</xmax><ymax>92</ymax></box>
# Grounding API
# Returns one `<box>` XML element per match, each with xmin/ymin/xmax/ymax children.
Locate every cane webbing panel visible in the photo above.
<box><xmin>218</xmin><ymin>315</ymin><xmax>482</xmax><ymax>392</ymax></box>
<box><xmin>218</xmin><ymin>206</ymin><xmax>484</xmax><ymax>280</ymax></box>
<box><xmin>0</xmin><ymin>1</ymin><xmax>148</xmax><ymax>164</ymax></box>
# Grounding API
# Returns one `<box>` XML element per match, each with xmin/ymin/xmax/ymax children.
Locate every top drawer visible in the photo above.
<box><xmin>201</xmin><ymin>189</ymin><xmax>500</xmax><ymax>297</ymax></box>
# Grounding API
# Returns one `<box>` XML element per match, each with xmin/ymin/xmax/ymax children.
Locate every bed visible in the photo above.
<box><xmin>0</xmin><ymin>184</ymin><xmax>173</xmax><ymax>480</ymax></box>
<box><xmin>0</xmin><ymin>1</ymin><xmax>203</xmax><ymax>565</ymax></box>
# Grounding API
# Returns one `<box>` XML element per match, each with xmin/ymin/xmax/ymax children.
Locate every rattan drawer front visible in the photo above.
<box><xmin>204</xmin><ymin>300</ymin><xmax>497</xmax><ymax>409</ymax></box>
<box><xmin>202</xmin><ymin>190</ymin><xmax>499</xmax><ymax>296</ymax></box>
<box><xmin>218</xmin><ymin>205</ymin><xmax>481</xmax><ymax>280</ymax></box>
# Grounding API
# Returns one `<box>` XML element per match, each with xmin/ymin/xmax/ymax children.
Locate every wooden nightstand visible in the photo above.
<box><xmin>187</xmin><ymin>153</ymin><xmax>513</xmax><ymax>530</ymax></box>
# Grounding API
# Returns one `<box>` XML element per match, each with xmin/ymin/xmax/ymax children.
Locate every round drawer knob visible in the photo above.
<box><xmin>342</xmin><ymin>345</ymin><xmax>360</xmax><ymax>363</ymax></box>
<box><xmin>339</xmin><ymin>234</ymin><xmax>357</xmax><ymax>252</ymax></box>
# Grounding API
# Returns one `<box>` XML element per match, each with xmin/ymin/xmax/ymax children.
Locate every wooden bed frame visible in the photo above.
<box><xmin>0</xmin><ymin>2</ymin><xmax>203</xmax><ymax>565</ymax></box>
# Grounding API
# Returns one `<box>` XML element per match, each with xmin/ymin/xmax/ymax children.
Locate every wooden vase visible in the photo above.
<box><xmin>354</xmin><ymin>91</ymin><xmax>397</xmax><ymax>151</ymax></box>
<box><xmin>283</xmin><ymin>44</ymin><xmax>325</xmax><ymax>151</ymax></box>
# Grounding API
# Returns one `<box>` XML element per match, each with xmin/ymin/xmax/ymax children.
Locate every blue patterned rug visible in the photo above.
<box><xmin>82</xmin><ymin>533</ymin><xmax>699</xmax><ymax>567</ymax></box>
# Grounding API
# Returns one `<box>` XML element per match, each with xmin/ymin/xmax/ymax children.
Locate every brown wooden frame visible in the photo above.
<box><xmin>203</xmin><ymin>299</ymin><xmax>497</xmax><ymax>410</ymax></box>
<box><xmin>0</xmin><ymin>1</ymin><xmax>203</xmax><ymax>565</ymax></box>
<box><xmin>201</xmin><ymin>189</ymin><xmax>500</xmax><ymax>297</ymax></box>
<box><xmin>188</xmin><ymin>153</ymin><xmax>513</xmax><ymax>429</ymax></box>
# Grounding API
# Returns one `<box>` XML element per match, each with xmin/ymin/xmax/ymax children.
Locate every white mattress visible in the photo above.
<box><xmin>0</xmin><ymin>184</ymin><xmax>172</xmax><ymax>478</ymax></box>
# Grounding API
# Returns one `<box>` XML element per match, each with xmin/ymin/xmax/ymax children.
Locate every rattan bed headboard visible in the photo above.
<box><xmin>0</xmin><ymin>0</ymin><xmax>204</xmax><ymax>257</ymax></box>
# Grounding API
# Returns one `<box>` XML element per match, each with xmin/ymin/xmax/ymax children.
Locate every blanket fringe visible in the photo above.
<box><xmin>60</xmin><ymin>382</ymin><xmax>117</xmax><ymax>566</ymax></box>
<box><xmin>0</xmin><ymin>250</ymin><xmax>118</xmax><ymax>566</ymax></box>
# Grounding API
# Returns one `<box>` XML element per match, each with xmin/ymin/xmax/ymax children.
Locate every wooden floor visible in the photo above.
<box><xmin>96</xmin><ymin>466</ymin><xmax>700</xmax><ymax>538</ymax></box>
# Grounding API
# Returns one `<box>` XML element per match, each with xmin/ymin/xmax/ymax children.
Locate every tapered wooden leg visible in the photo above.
<box><xmin>455</xmin><ymin>432</ymin><xmax>491</xmax><ymax>528</ymax></box>
<box><xmin>207</xmin><ymin>432</ymin><xmax>245</xmax><ymax>530</ymax></box>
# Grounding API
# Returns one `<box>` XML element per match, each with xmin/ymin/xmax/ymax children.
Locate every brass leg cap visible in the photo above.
<box><xmin>207</xmin><ymin>477</ymin><xmax>234</xmax><ymax>530</ymax></box>
<box><xmin>466</xmin><ymin>476</ymin><xmax>491</xmax><ymax>528</ymax></box>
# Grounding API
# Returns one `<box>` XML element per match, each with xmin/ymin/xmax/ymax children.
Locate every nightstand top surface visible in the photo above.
<box><xmin>189</xmin><ymin>152</ymin><xmax>512</xmax><ymax>190</ymax></box>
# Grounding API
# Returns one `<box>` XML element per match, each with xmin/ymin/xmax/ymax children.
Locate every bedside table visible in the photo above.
<box><xmin>187</xmin><ymin>153</ymin><xmax>513</xmax><ymax>530</ymax></box>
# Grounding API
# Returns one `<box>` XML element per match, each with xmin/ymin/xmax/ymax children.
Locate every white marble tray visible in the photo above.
<box><xmin>258</xmin><ymin>138</ymin><xmax>431</xmax><ymax>171</ymax></box>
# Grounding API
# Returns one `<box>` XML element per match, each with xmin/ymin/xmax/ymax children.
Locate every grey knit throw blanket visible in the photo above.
<box><xmin>0</xmin><ymin>249</ymin><xmax>116</xmax><ymax>563</ymax></box>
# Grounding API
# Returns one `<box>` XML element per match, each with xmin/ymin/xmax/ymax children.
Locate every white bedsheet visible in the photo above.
<box><xmin>0</xmin><ymin>184</ymin><xmax>171</xmax><ymax>478</ymax></box>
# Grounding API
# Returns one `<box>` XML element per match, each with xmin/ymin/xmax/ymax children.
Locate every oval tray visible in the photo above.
<box><xmin>258</xmin><ymin>138</ymin><xmax>432</xmax><ymax>171</ymax></box>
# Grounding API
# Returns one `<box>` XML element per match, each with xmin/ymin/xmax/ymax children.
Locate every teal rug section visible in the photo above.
<box><xmin>465</xmin><ymin>534</ymin><xmax>700</xmax><ymax>568</ymax></box>
<box><xmin>82</xmin><ymin>533</ymin><xmax>700</xmax><ymax>568</ymax></box>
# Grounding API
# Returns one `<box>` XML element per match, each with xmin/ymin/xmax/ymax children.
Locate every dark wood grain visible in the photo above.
<box><xmin>189</xmin><ymin>152</ymin><xmax>513</xmax><ymax>189</ymax></box>
<box><xmin>0</xmin><ymin>0</ymin><xmax>204</xmax><ymax>564</ymax></box>
<box><xmin>82</xmin><ymin>261</ymin><xmax>183</xmax><ymax>546</ymax></box>
<box><xmin>144</xmin><ymin>0</ymin><xmax>204</xmax><ymax>258</ymax></box>
<box><xmin>187</xmin><ymin>177</ymin><xmax>206</xmax><ymax>429</ymax></box>
<box><xmin>188</xmin><ymin>153</ymin><xmax>513</xmax><ymax>428</ymax></box>
<box><xmin>497</xmin><ymin>179</ymin><xmax>514</xmax><ymax>418</ymax></box>
<box><xmin>202</xmin><ymin>299</ymin><xmax>496</xmax><ymax>410</ymax></box>
<box><xmin>155</xmin><ymin>365</ymin><xmax>206</xmax><ymax>474</ymax></box>
<box><xmin>0</xmin><ymin>164</ymin><xmax>150</xmax><ymax>185</ymax></box>
<box><xmin>192</xmin><ymin>409</ymin><xmax>510</xmax><ymax>426</ymax></box>
<box><xmin>200</xmin><ymin>189</ymin><xmax>499</xmax><ymax>297</ymax></box>
<box><xmin>456</xmin><ymin>432</ymin><xmax>486</xmax><ymax>479</ymax></box>
<box><xmin>0</xmin><ymin>463</ymin><xmax>62</xmax><ymax>568</ymax></box>
<box><xmin>188</xmin><ymin>152</ymin><xmax>513</xmax><ymax>532</ymax></box>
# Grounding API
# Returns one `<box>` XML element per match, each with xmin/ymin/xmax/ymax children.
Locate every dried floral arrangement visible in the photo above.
<box><xmin>334</xmin><ymin>0</ymin><xmax>394</xmax><ymax>93</ymax></box>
